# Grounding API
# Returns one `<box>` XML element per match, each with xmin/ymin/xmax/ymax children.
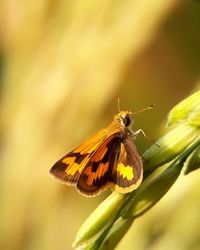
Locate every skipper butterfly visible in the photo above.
<box><xmin>50</xmin><ymin>106</ymin><xmax>154</xmax><ymax>196</ymax></box>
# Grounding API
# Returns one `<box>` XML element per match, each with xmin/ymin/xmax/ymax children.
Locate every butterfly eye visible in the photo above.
<box><xmin>122</xmin><ymin>115</ymin><xmax>131</xmax><ymax>127</ymax></box>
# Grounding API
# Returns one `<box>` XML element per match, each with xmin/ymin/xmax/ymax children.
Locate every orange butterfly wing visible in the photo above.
<box><xmin>50</xmin><ymin>124</ymin><xmax>120</xmax><ymax>187</ymax></box>
<box><xmin>77</xmin><ymin>134</ymin><xmax>143</xmax><ymax>196</ymax></box>
<box><xmin>110</xmin><ymin>136</ymin><xmax>143</xmax><ymax>193</ymax></box>
<box><xmin>76</xmin><ymin>136</ymin><xmax>121</xmax><ymax>196</ymax></box>
<box><xmin>50</xmin><ymin>121</ymin><xmax>143</xmax><ymax>196</ymax></box>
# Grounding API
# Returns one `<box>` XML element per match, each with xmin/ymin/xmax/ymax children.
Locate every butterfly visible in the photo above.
<box><xmin>50</xmin><ymin>106</ymin><xmax>154</xmax><ymax>197</ymax></box>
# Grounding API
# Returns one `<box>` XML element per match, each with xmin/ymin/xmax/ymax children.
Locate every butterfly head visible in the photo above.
<box><xmin>114</xmin><ymin>111</ymin><xmax>132</xmax><ymax>127</ymax></box>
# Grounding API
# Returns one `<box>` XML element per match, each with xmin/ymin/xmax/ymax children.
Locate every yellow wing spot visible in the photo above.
<box><xmin>67</xmin><ymin>163</ymin><xmax>80</xmax><ymax>175</ymax></box>
<box><xmin>62</xmin><ymin>157</ymin><xmax>75</xmax><ymax>165</ymax></box>
<box><xmin>117</xmin><ymin>163</ymin><xmax>134</xmax><ymax>180</ymax></box>
<box><xmin>62</xmin><ymin>157</ymin><xmax>89</xmax><ymax>175</ymax></box>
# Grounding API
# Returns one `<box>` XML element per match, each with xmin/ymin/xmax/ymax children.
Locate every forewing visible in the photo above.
<box><xmin>50</xmin><ymin>123</ymin><xmax>121</xmax><ymax>186</ymax></box>
<box><xmin>77</xmin><ymin>136</ymin><xmax>121</xmax><ymax>196</ymax></box>
<box><xmin>50</xmin><ymin>128</ymin><xmax>110</xmax><ymax>185</ymax></box>
<box><xmin>110</xmin><ymin>136</ymin><xmax>143</xmax><ymax>193</ymax></box>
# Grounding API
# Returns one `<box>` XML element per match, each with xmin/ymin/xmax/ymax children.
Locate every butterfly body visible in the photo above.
<box><xmin>50</xmin><ymin>111</ymin><xmax>143</xmax><ymax>196</ymax></box>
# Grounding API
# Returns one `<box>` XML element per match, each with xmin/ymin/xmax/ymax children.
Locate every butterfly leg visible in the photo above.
<box><xmin>133</xmin><ymin>129</ymin><xmax>159</xmax><ymax>147</ymax></box>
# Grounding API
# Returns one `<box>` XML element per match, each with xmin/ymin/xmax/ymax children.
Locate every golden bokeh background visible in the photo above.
<box><xmin>0</xmin><ymin>1</ymin><xmax>200</xmax><ymax>250</ymax></box>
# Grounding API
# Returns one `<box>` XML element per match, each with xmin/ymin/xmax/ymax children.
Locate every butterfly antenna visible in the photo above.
<box><xmin>131</xmin><ymin>104</ymin><xmax>155</xmax><ymax>115</ymax></box>
<box><xmin>117</xmin><ymin>98</ymin><xmax>121</xmax><ymax>112</ymax></box>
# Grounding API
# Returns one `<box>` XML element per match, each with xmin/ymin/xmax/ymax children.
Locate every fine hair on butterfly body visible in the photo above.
<box><xmin>50</xmin><ymin>107</ymin><xmax>154</xmax><ymax>197</ymax></box>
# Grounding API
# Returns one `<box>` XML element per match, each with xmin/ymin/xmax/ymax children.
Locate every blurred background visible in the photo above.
<box><xmin>0</xmin><ymin>0</ymin><xmax>200</xmax><ymax>250</ymax></box>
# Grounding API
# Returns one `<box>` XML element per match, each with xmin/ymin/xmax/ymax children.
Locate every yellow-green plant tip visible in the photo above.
<box><xmin>184</xmin><ymin>145</ymin><xmax>200</xmax><ymax>175</ymax></box>
<box><xmin>127</xmin><ymin>138</ymin><xmax>200</xmax><ymax>218</ymax></box>
<box><xmin>167</xmin><ymin>90</ymin><xmax>200</xmax><ymax>126</ymax></box>
<box><xmin>73</xmin><ymin>192</ymin><xmax>127</xmax><ymax>247</ymax></box>
<box><xmin>143</xmin><ymin>123</ymin><xmax>200</xmax><ymax>171</ymax></box>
